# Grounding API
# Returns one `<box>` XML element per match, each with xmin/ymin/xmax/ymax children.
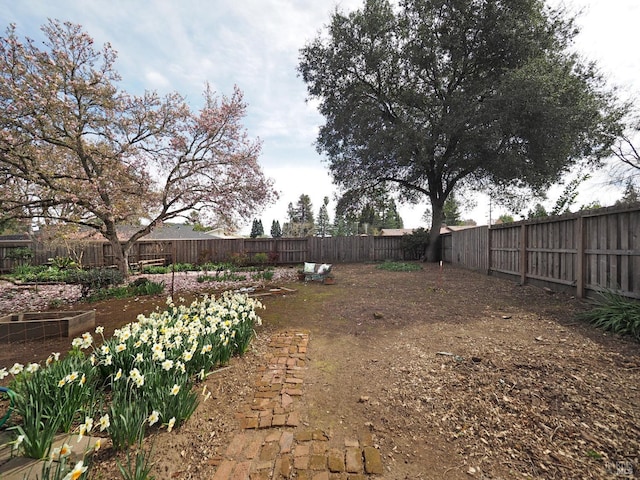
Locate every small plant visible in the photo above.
<box><xmin>253</xmin><ymin>252</ymin><xmax>268</xmax><ymax>265</ymax></box>
<box><xmin>577</xmin><ymin>290</ymin><xmax>640</xmax><ymax>340</ymax></box>
<box><xmin>141</xmin><ymin>265</ymin><xmax>168</xmax><ymax>274</ymax></box>
<box><xmin>252</xmin><ymin>269</ymin><xmax>275</xmax><ymax>281</ymax></box>
<box><xmin>48</xmin><ymin>256</ymin><xmax>78</xmax><ymax>269</ymax></box>
<box><xmin>376</xmin><ymin>261</ymin><xmax>422</xmax><ymax>272</ymax></box>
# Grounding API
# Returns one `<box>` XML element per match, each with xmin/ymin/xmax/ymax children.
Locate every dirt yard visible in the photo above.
<box><xmin>1</xmin><ymin>263</ymin><xmax>639</xmax><ymax>479</ymax></box>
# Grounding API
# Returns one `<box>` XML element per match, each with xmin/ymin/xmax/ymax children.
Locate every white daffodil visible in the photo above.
<box><xmin>62</xmin><ymin>460</ymin><xmax>87</xmax><ymax>480</ymax></box>
<box><xmin>148</xmin><ymin>410</ymin><xmax>160</xmax><ymax>426</ymax></box>
<box><xmin>167</xmin><ymin>417</ymin><xmax>176</xmax><ymax>433</ymax></box>
<box><xmin>9</xmin><ymin>363</ymin><xmax>23</xmax><ymax>375</ymax></box>
<box><xmin>99</xmin><ymin>414</ymin><xmax>110</xmax><ymax>431</ymax></box>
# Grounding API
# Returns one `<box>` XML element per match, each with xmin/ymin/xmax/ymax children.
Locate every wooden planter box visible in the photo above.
<box><xmin>0</xmin><ymin>311</ymin><xmax>95</xmax><ymax>344</ymax></box>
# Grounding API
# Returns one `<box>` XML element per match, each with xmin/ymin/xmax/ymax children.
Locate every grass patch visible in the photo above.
<box><xmin>577</xmin><ymin>290</ymin><xmax>640</xmax><ymax>340</ymax></box>
<box><xmin>376</xmin><ymin>261</ymin><xmax>422</xmax><ymax>272</ymax></box>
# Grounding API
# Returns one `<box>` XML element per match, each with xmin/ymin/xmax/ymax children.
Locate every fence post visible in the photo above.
<box><xmin>520</xmin><ymin>223</ymin><xmax>527</xmax><ymax>285</ymax></box>
<box><xmin>576</xmin><ymin>215</ymin><xmax>585</xmax><ymax>298</ymax></box>
<box><xmin>486</xmin><ymin>225</ymin><xmax>492</xmax><ymax>275</ymax></box>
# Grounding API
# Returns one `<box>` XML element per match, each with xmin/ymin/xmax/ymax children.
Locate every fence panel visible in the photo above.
<box><xmin>489</xmin><ymin>225</ymin><xmax>520</xmax><ymax>276</ymax></box>
<box><xmin>526</xmin><ymin>219</ymin><xmax>576</xmax><ymax>287</ymax></box>
<box><xmin>450</xmin><ymin>226</ymin><xmax>489</xmax><ymax>272</ymax></box>
<box><xmin>583</xmin><ymin>209</ymin><xmax>640</xmax><ymax>298</ymax></box>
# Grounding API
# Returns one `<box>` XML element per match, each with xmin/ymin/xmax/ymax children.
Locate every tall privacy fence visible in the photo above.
<box><xmin>0</xmin><ymin>235</ymin><xmax>410</xmax><ymax>273</ymax></box>
<box><xmin>441</xmin><ymin>205</ymin><xmax>640</xmax><ymax>299</ymax></box>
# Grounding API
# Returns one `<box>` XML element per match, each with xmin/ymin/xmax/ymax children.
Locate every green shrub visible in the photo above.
<box><xmin>577</xmin><ymin>290</ymin><xmax>640</xmax><ymax>340</ymax></box>
<box><xmin>71</xmin><ymin>268</ymin><xmax>124</xmax><ymax>298</ymax></box>
<box><xmin>6</xmin><ymin>247</ymin><xmax>33</xmax><ymax>263</ymax></box>
<box><xmin>229</xmin><ymin>252</ymin><xmax>249</xmax><ymax>267</ymax></box>
<box><xmin>253</xmin><ymin>252</ymin><xmax>268</xmax><ymax>265</ymax></box>
<box><xmin>399</xmin><ymin>227</ymin><xmax>430</xmax><ymax>260</ymax></box>
<box><xmin>376</xmin><ymin>261</ymin><xmax>422</xmax><ymax>272</ymax></box>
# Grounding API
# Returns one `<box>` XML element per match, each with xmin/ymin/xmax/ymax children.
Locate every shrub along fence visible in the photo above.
<box><xmin>441</xmin><ymin>205</ymin><xmax>640</xmax><ymax>300</ymax></box>
<box><xmin>0</xmin><ymin>235</ymin><xmax>412</xmax><ymax>273</ymax></box>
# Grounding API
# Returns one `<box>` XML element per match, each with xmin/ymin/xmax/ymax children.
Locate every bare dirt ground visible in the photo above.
<box><xmin>1</xmin><ymin>263</ymin><xmax>639</xmax><ymax>479</ymax></box>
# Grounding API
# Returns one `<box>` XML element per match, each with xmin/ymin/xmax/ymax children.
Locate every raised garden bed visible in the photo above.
<box><xmin>0</xmin><ymin>310</ymin><xmax>95</xmax><ymax>344</ymax></box>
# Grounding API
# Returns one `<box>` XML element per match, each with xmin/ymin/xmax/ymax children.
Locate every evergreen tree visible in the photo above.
<box><xmin>285</xmin><ymin>194</ymin><xmax>315</xmax><ymax>236</ymax></box>
<box><xmin>270</xmin><ymin>220</ymin><xmax>282</xmax><ymax>238</ymax></box>
<box><xmin>333</xmin><ymin>213</ymin><xmax>358</xmax><ymax>236</ymax></box>
<box><xmin>443</xmin><ymin>194</ymin><xmax>463</xmax><ymax>226</ymax></box>
<box><xmin>615</xmin><ymin>181</ymin><xmax>640</xmax><ymax>206</ymax></box>
<box><xmin>249</xmin><ymin>218</ymin><xmax>264</xmax><ymax>238</ymax></box>
<box><xmin>382</xmin><ymin>199</ymin><xmax>404</xmax><ymax>229</ymax></box>
<box><xmin>528</xmin><ymin>203</ymin><xmax>548</xmax><ymax>219</ymax></box>
<box><xmin>317</xmin><ymin>196</ymin><xmax>331</xmax><ymax>237</ymax></box>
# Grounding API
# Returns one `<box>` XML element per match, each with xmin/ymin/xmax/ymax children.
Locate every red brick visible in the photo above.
<box><xmin>264</xmin><ymin>430</ymin><xmax>281</xmax><ymax>443</ymax></box>
<box><xmin>281</xmin><ymin>392</ymin><xmax>294</xmax><ymax>409</ymax></box>
<box><xmin>309</xmin><ymin>454</ymin><xmax>327</xmax><ymax>470</ymax></box>
<box><xmin>345</xmin><ymin>447</ymin><xmax>363</xmax><ymax>473</ymax></box>
<box><xmin>294</xmin><ymin>455</ymin><xmax>310</xmax><ymax>469</ymax></box>
<box><xmin>258</xmin><ymin>414</ymin><xmax>272</xmax><ymax>429</ymax></box>
<box><xmin>226</xmin><ymin>434</ymin><xmax>247</xmax><ymax>457</ymax></box>
<box><xmin>259</xmin><ymin>442</ymin><xmax>280</xmax><ymax>462</ymax></box>
<box><xmin>294</xmin><ymin>443</ymin><xmax>310</xmax><ymax>457</ymax></box>
<box><xmin>241</xmin><ymin>417</ymin><xmax>259</xmax><ymax>429</ymax></box>
<box><xmin>231</xmin><ymin>460</ymin><xmax>251</xmax><ymax>480</ymax></box>
<box><xmin>272</xmin><ymin>414</ymin><xmax>287</xmax><ymax>426</ymax></box>
<box><xmin>312</xmin><ymin>473</ymin><xmax>329</xmax><ymax>480</ymax></box>
<box><xmin>278</xmin><ymin>455</ymin><xmax>292</xmax><ymax>477</ymax></box>
<box><xmin>279</xmin><ymin>431</ymin><xmax>294</xmax><ymax>454</ymax></box>
<box><xmin>363</xmin><ymin>446</ymin><xmax>383</xmax><ymax>474</ymax></box>
<box><xmin>244</xmin><ymin>434</ymin><xmax>264</xmax><ymax>460</ymax></box>
<box><xmin>284</xmin><ymin>388</ymin><xmax>303</xmax><ymax>396</ymax></box>
<box><xmin>286</xmin><ymin>411</ymin><xmax>301</xmax><ymax>427</ymax></box>
<box><xmin>212</xmin><ymin>460</ymin><xmax>236</xmax><ymax>480</ymax></box>
<box><xmin>327</xmin><ymin>449</ymin><xmax>345</xmax><ymax>472</ymax></box>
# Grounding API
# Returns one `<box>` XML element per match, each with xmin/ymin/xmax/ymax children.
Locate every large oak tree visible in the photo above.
<box><xmin>0</xmin><ymin>21</ymin><xmax>276</xmax><ymax>273</ymax></box>
<box><xmin>299</xmin><ymin>0</ymin><xmax>623</xmax><ymax>260</ymax></box>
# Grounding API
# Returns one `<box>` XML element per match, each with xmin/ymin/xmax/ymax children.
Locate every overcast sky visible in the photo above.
<box><xmin>2</xmin><ymin>0</ymin><xmax>639</xmax><ymax>231</ymax></box>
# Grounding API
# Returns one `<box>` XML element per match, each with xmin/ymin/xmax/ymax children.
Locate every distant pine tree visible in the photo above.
<box><xmin>270</xmin><ymin>220</ymin><xmax>282</xmax><ymax>238</ymax></box>
<box><xmin>250</xmin><ymin>218</ymin><xmax>264</xmax><ymax>238</ymax></box>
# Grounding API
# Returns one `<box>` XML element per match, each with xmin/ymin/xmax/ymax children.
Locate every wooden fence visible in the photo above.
<box><xmin>442</xmin><ymin>205</ymin><xmax>640</xmax><ymax>299</ymax></box>
<box><xmin>0</xmin><ymin>235</ymin><xmax>411</xmax><ymax>273</ymax></box>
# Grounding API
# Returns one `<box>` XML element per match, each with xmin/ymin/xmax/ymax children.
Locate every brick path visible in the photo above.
<box><xmin>211</xmin><ymin>330</ymin><xmax>383</xmax><ymax>480</ymax></box>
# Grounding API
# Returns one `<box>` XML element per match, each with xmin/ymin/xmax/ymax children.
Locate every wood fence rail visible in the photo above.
<box><xmin>0</xmin><ymin>235</ymin><xmax>412</xmax><ymax>273</ymax></box>
<box><xmin>441</xmin><ymin>205</ymin><xmax>640</xmax><ymax>299</ymax></box>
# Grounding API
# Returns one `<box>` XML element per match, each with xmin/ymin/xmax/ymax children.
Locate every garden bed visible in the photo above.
<box><xmin>0</xmin><ymin>311</ymin><xmax>95</xmax><ymax>343</ymax></box>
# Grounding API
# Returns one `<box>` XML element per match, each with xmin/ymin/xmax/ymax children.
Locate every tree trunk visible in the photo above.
<box><xmin>425</xmin><ymin>201</ymin><xmax>444</xmax><ymax>262</ymax></box>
